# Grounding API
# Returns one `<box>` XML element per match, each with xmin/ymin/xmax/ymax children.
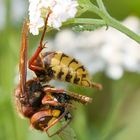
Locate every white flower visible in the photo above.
<box><xmin>29</xmin><ymin>18</ymin><xmax>44</xmax><ymax>35</ymax></box>
<box><xmin>28</xmin><ymin>0</ymin><xmax>79</xmax><ymax>35</ymax></box>
<box><xmin>106</xmin><ymin>65</ymin><xmax>123</xmax><ymax>80</ymax></box>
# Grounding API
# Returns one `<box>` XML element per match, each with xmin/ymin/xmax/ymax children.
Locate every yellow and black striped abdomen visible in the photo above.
<box><xmin>42</xmin><ymin>51</ymin><xmax>102</xmax><ymax>89</ymax></box>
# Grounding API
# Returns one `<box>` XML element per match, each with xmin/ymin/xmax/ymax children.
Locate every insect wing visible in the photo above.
<box><xmin>19</xmin><ymin>20</ymin><xmax>28</xmax><ymax>96</ymax></box>
<box><xmin>57</xmin><ymin>121</ymin><xmax>77</xmax><ymax>140</ymax></box>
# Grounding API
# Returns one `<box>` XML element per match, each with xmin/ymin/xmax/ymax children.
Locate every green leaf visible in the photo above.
<box><xmin>72</xmin><ymin>24</ymin><xmax>105</xmax><ymax>32</ymax></box>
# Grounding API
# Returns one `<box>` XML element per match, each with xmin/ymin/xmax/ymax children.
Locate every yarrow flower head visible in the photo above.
<box><xmin>28</xmin><ymin>0</ymin><xmax>79</xmax><ymax>35</ymax></box>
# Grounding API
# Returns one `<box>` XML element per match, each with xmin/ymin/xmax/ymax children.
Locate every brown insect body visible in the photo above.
<box><xmin>15</xmin><ymin>78</ymin><xmax>92</xmax><ymax>117</ymax></box>
<box><xmin>15</xmin><ymin>78</ymin><xmax>92</xmax><ymax>136</ymax></box>
<box><xmin>15</xmin><ymin>13</ymin><xmax>94</xmax><ymax>137</ymax></box>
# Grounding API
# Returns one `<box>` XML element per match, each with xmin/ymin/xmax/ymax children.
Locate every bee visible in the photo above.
<box><xmin>14</xmin><ymin>19</ymin><xmax>92</xmax><ymax>137</ymax></box>
<box><xmin>28</xmin><ymin>12</ymin><xmax>102</xmax><ymax>90</ymax></box>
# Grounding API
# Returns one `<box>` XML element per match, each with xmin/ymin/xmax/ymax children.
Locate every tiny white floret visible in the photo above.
<box><xmin>28</xmin><ymin>0</ymin><xmax>79</xmax><ymax>35</ymax></box>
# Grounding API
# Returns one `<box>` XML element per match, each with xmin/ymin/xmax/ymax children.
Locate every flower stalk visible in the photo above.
<box><xmin>71</xmin><ymin>0</ymin><xmax>140</xmax><ymax>44</ymax></box>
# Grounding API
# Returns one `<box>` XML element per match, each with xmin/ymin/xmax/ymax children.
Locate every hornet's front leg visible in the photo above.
<box><xmin>28</xmin><ymin>11</ymin><xmax>51</xmax><ymax>72</ymax></box>
<box><xmin>43</xmin><ymin>108</ymin><xmax>72</xmax><ymax>137</ymax></box>
<box><xmin>42</xmin><ymin>86</ymin><xmax>75</xmax><ymax>108</ymax></box>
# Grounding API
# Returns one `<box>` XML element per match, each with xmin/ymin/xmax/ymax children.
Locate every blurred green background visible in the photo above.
<box><xmin>0</xmin><ymin>0</ymin><xmax>140</xmax><ymax>140</ymax></box>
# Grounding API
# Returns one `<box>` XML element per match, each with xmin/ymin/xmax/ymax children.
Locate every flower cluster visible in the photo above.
<box><xmin>47</xmin><ymin>16</ymin><xmax>140</xmax><ymax>80</ymax></box>
<box><xmin>28</xmin><ymin>0</ymin><xmax>78</xmax><ymax>35</ymax></box>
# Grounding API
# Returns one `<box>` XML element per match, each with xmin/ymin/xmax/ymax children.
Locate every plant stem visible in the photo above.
<box><xmin>66</xmin><ymin>18</ymin><xmax>106</xmax><ymax>25</ymax></box>
<box><xmin>79</xmin><ymin>0</ymin><xmax>140</xmax><ymax>43</ymax></box>
<box><xmin>97</xmin><ymin>0</ymin><xmax>140</xmax><ymax>44</ymax></box>
<box><xmin>108</xmin><ymin>17</ymin><xmax>140</xmax><ymax>44</ymax></box>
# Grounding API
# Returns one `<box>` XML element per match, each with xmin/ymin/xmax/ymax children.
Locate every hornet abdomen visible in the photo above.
<box><xmin>41</xmin><ymin>51</ymin><xmax>102</xmax><ymax>89</ymax></box>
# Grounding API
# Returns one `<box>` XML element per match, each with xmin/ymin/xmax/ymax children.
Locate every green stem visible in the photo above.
<box><xmin>96</xmin><ymin>0</ymin><xmax>109</xmax><ymax>16</ymax></box>
<box><xmin>108</xmin><ymin>17</ymin><xmax>140</xmax><ymax>44</ymax></box>
<box><xmin>86</xmin><ymin>0</ymin><xmax>140</xmax><ymax>44</ymax></box>
<box><xmin>66</xmin><ymin>18</ymin><xmax>106</xmax><ymax>25</ymax></box>
<box><xmin>97</xmin><ymin>0</ymin><xmax>140</xmax><ymax>44</ymax></box>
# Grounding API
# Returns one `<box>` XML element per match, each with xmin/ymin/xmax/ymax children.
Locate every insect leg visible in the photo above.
<box><xmin>19</xmin><ymin>20</ymin><xmax>29</xmax><ymax>97</ymax></box>
<box><xmin>30</xmin><ymin>109</ymin><xmax>61</xmax><ymax>131</ymax></box>
<box><xmin>91</xmin><ymin>82</ymin><xmax>103</xmax><ymax>90</ymax></box>
<box><xmin>65</xmin><ymin>90</ymin><xmax>93</xmax><ymax>104</ymax></box>
<box><xmin>42</xmin><ymin>94</ymin><xmax>75</xmax><ymax>108</ymax></box>
<box><xmin>28</xmin><ymin>11</ymin><xmax>52</xmax><ymax>71</ymax></box>
<box><xmin>44</xmin><ymin>109</ymin><xmax>69</xmax><ymax>137</ymax></box>
<box><xmin>41</xmin><ymin>94</ymin><xmax>62</xmax><ymax>106</ymax></box>
<box><xmin>43</xmin><ymin>87</ymin><xmax>65</xmax><ymax>93</ymax></box>
<box><xmin>47</xmin><ymin>114</ymin><xmax>72</xmax><ymax>137</ymax></box>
